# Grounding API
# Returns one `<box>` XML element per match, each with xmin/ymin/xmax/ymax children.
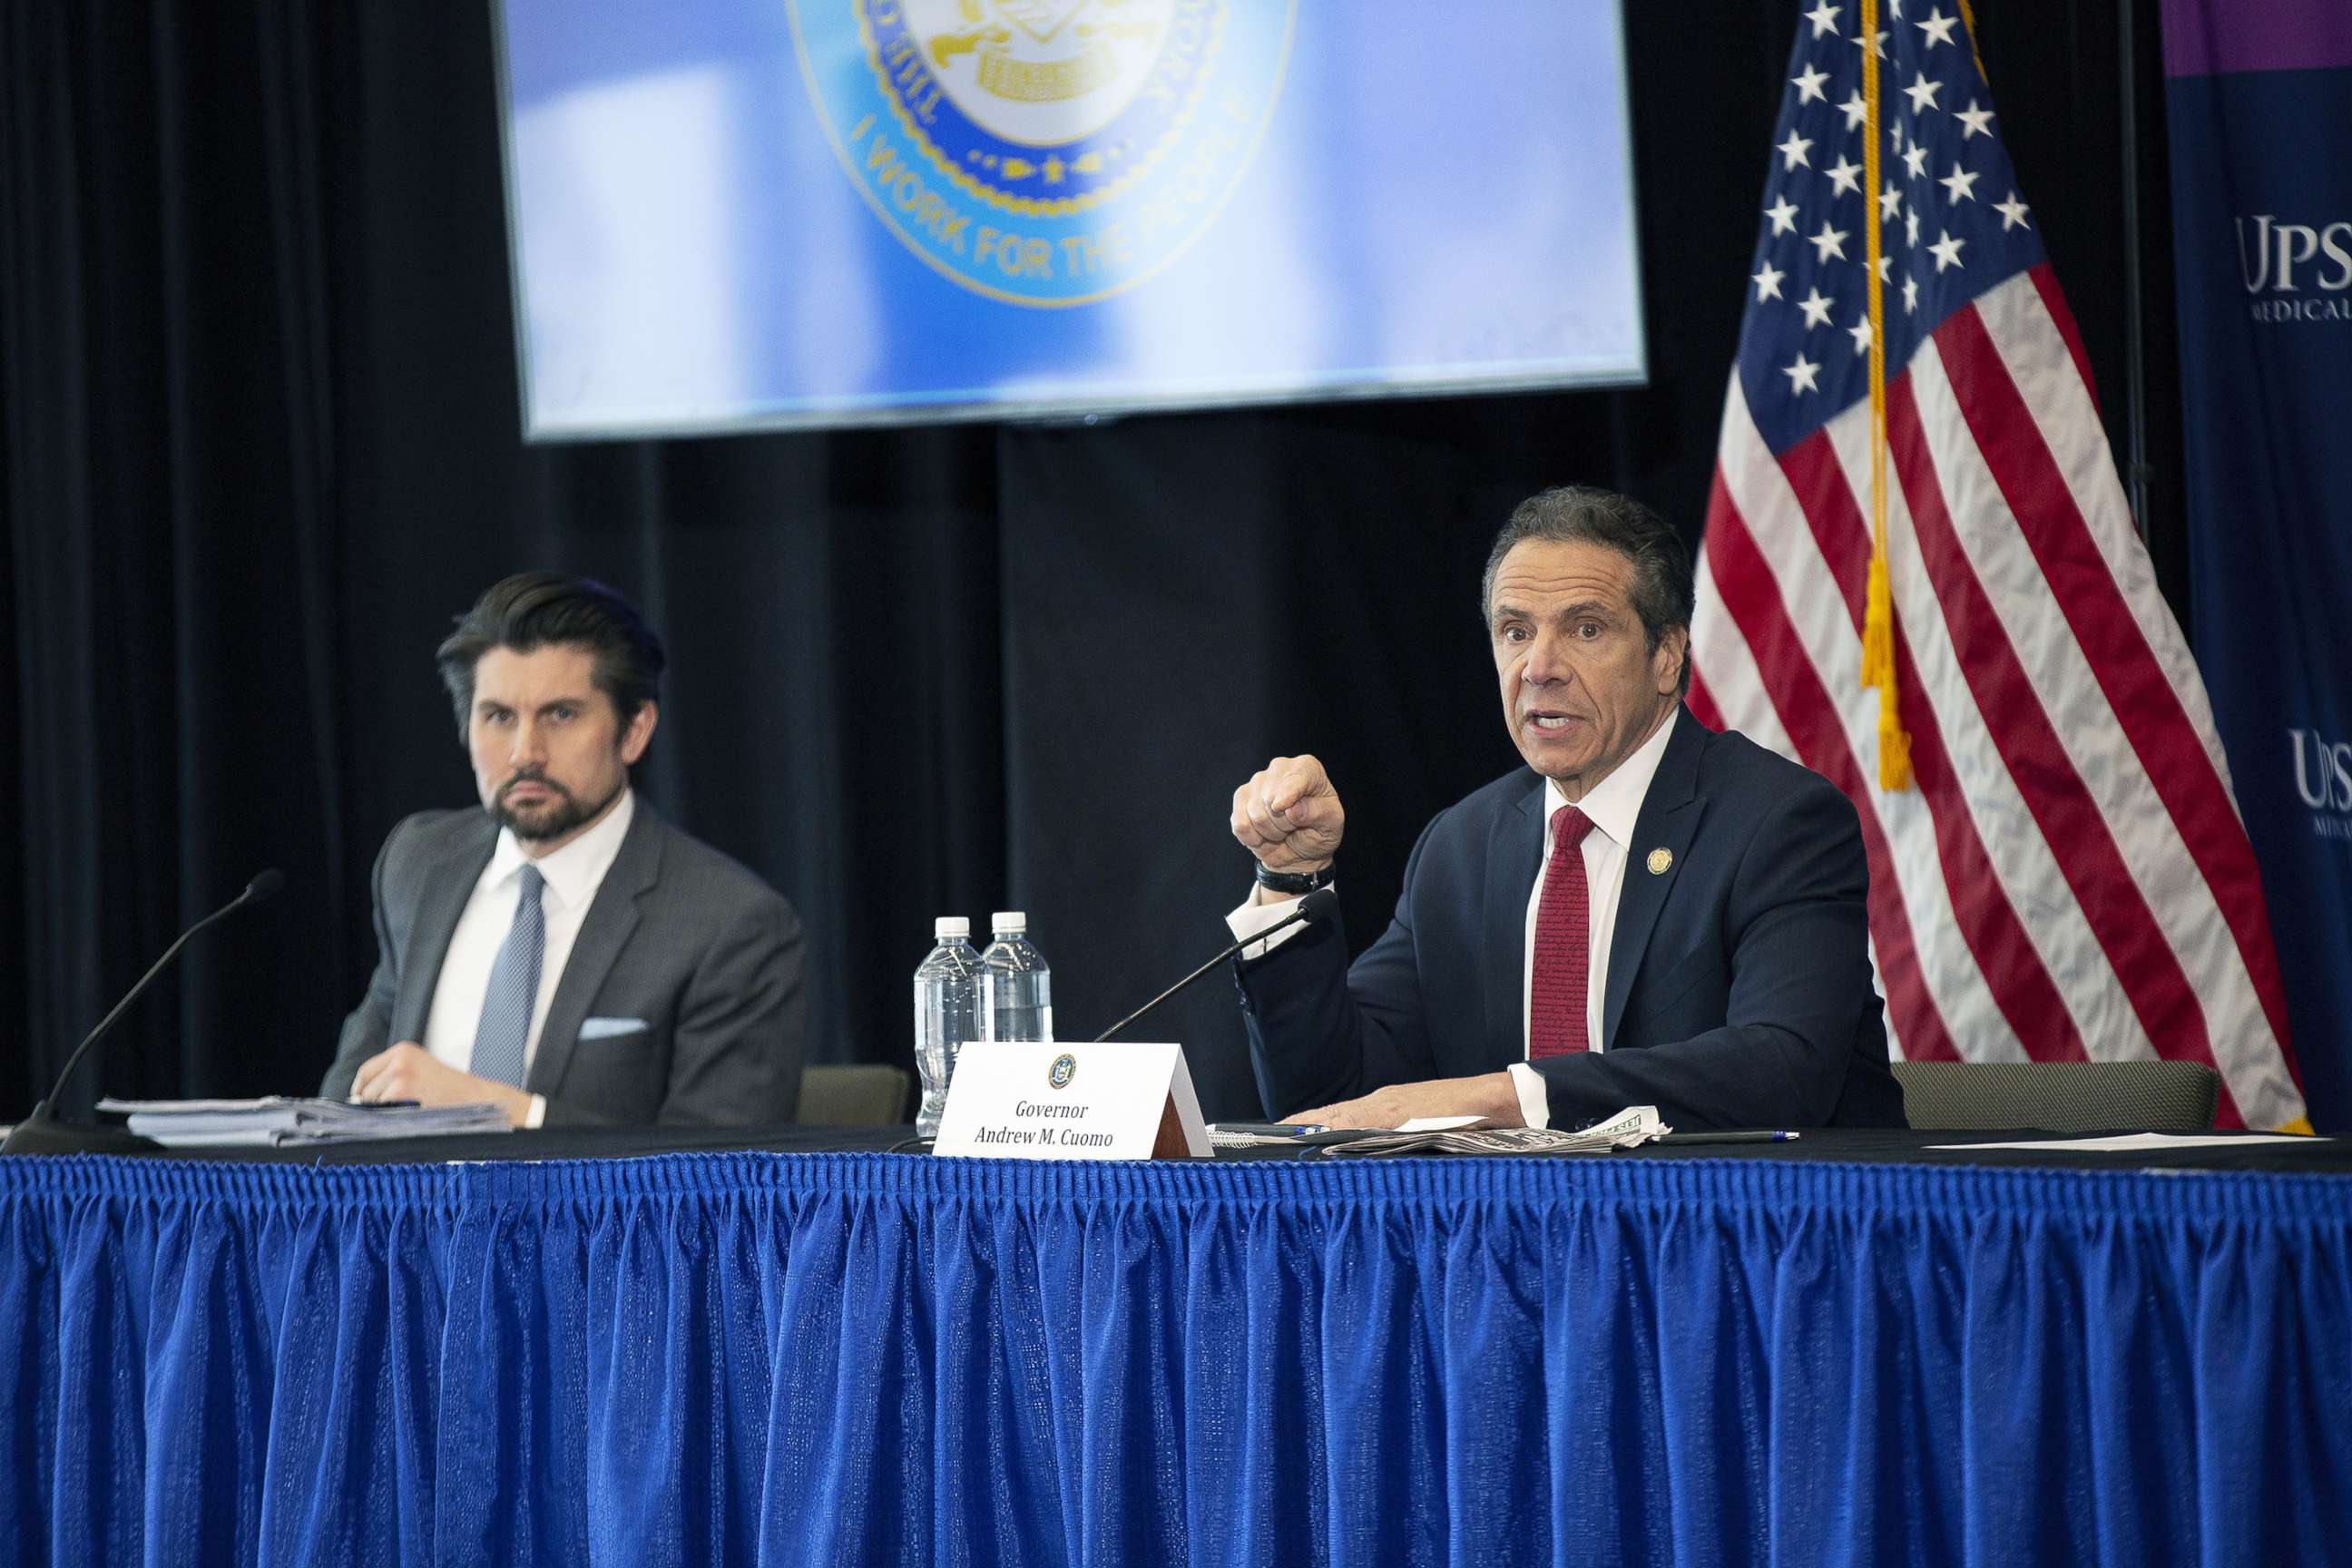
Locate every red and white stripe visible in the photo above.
<box><xmin>1692</xmin><ymin>267</ymin><xmax>2306</xmax><ymax>1130</ymax></box>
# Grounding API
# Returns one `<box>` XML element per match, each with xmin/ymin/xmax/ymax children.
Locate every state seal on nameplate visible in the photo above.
<box><xmin>789</xmin><ymin>0</ymin><xmax>1297</xmax><ymax>304</ymax></box>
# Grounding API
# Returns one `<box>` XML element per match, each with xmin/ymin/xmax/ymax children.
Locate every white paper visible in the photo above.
<box><xmin>99</xmin><ymin>1097</ymin><xmax>300</xmax><ymax>1114</ymax></box>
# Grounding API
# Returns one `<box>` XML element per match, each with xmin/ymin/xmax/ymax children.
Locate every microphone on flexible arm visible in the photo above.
<box><xmin>1091</xmin><ymin>887</ymin><xmax>1338</xmax><ymax>1043</ymax></box>
<box><xmin>3</xmin><ymin>869</ymin><xmax>286</xmax><ymax>1156</ymax></box>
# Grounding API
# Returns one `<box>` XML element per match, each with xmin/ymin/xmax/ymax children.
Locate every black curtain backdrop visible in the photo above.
<box><xmin>1</xmin><ymin>1</ymin><xmax>2183</xmax><ymax>1122</ymax></box>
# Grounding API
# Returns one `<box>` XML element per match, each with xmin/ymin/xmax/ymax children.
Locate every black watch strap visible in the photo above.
<box><xmin>1253</xmin><ymin>860</ymin><xmax>1335</xmax><ymax>896</ymax></box>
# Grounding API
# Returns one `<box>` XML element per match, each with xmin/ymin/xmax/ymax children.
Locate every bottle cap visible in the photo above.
<box><xmin>991</xmin><ymin>911</ymin><xmax>1026</xmax><ymax>934</ymax></box>
<box><xmin>934</xmin><ymin>916</ymin><xmax>970</xmax><ymax>938</ymax></box>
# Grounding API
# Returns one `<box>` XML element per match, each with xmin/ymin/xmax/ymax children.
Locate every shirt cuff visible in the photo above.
<box><xmin>1225</xmin><ymin>887</ymin><xmax>1331</xmax><ymax>962</ymax></box>
<box><xmin>524</xmin><ymin>1093</ymin><xmax>547</xmax><ymax>1131</ymax></box>
<box><xmin>1507</xmin><ymin>1063</ymin><xmax>1551</xmax><ymax>1131</ymax></box>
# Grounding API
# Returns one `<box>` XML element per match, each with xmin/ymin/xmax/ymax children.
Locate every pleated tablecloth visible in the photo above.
<box><xmin>3</xmin><ymin>1151</ymin><xmax>2346</xmax><ymax>1566</ymax></box>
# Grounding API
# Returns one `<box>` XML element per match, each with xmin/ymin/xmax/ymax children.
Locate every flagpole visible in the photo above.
<box><xmin>2115</xmin><ymin>0</ymin><xmax>2155</xmax><ymax>544</ymax></box>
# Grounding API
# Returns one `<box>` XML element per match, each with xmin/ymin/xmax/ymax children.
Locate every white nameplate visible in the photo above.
<box><xmin>934</xmin><ymin>1042</ymin><xmax>1210</xmax><ymax>1160</ymax></box>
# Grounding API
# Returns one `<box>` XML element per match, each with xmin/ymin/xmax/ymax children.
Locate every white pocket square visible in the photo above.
<box><xmin>578</xmin><ymin>1016</ymin><xmax>650</xmax><ymax>1041</ymax></box>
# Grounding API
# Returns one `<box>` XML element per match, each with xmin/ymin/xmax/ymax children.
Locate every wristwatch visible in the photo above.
<box><xmin>1253</xmin><ymin>859</ymin><xmax>1336</xmax><ymax>896</ymax></box>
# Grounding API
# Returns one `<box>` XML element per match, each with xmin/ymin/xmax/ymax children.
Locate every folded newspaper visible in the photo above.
<box><xmin>1317</xmin><ymin>1104</ymin><xmax>1670</xmax><ymax>1157</ymax></box>
<box><xmin>96</xmin><ymin>1096</ymin><xmax>513</xmax><ymax>1148</ymax></box>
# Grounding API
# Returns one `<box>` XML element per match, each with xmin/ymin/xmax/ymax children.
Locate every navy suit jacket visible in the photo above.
<box><xmin>1236</xmin><ymin>709</ymin><xmax>1906</xmax><ymax>1131</ymax></box>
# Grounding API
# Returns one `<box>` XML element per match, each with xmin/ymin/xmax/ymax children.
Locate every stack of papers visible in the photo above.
<box><xmin>1318</xmin><ymin>1105</ymin><xmax>1670</xmax><ymax>1158</ymax></box>
<box><xmin>97</xmin><ymin>1097</ymin><xmax>513</xmax><ymax>1148</ymax></box>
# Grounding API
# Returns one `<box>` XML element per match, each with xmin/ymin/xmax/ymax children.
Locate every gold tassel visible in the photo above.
<box><xmin>1877</xmin><ymin>677</ymin><xmax>1912</xmax><ymax>790</ymax></box>
<box><xmin>1857</xmin><ymin>0</ymin><xmax>1912</xmax><ymax>792</ymax></box>
<box><xmin>1861</xmin><ymin>554</ymin><xmax>1894</xmax><ymax>691</ymax></box>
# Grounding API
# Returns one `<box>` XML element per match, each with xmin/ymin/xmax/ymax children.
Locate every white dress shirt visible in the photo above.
<box><xmin>1228</xmin><ymin>712</ymin><xmax>1678</xmax><ymax>1129</ymax></box>
<box><xmin>420</xmin><ymin>789</ymin><xmax>636</xmax><ymax>1129</ymax></box>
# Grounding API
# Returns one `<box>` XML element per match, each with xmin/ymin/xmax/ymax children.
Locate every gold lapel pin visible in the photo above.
<box><xmin>1646</xmin><ymin>848</ymin><xmax>1674</xmax><ymax>876</ymax></box>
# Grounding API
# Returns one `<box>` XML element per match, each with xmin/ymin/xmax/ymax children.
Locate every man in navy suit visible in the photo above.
<box><xmin>1227</xmin><ymin>486</ymin><xmax>1905</xmax><ymax>1132</ymax></box>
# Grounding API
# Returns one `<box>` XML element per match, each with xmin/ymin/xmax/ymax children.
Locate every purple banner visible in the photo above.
<box><xmin>2165</xmin><ymin>0</ymin><xmax>2352</xmax><ymax>1128</ymax></box>
<box><xmin>2161</xmin><ymin>0</ymin><xmax>2352</xmax><ymax>77</ymax></box>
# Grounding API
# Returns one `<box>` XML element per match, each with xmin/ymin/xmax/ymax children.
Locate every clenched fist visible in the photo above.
<box><xmin>1231</xmin><ymin>754</ymin><xmax>1345</xmax><ymax>877</ymax></box>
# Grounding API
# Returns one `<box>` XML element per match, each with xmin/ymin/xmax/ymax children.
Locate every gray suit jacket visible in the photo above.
<box><xmin>321</xmin><ymin>801</ymin><xmax>807</xmax><ymax>1125</ymax></box>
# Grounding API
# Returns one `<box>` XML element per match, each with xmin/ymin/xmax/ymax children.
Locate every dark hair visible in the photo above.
<box><xmin>436</xmin><ymin>573</ymin><xmax>667</xmax><ymax>739</ymax></box>
<box><xmin>1478</xmin><ymin>485</ymin><xmax>1696</xmax><ymax>695</ymax></box>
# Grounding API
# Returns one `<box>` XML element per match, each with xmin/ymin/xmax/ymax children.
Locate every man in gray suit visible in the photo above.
<box><xmin>323</xmin><ymin>573</ymin><xmax>806</xmax><ymax>1126</ymax></box>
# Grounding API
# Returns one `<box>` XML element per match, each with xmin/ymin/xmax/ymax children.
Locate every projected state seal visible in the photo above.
<box><xmin>789</xmin><ymin>0</ymin><xmax>1296</xmax><ymax>305</ymax></box>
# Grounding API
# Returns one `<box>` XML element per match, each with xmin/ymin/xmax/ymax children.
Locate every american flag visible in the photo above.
<box><xmin>1686</xmin><ymin>0</ymin><xmax>2308</xmax><ymax>1129</ymax></box>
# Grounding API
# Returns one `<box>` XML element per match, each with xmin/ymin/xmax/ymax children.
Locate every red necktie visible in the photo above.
<box><xmin>1529</xmin><ymin>805</ymin><xmax>1597</xmax><ymax>1058</ymax></box>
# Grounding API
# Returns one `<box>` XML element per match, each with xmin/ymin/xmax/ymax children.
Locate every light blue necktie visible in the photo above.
<box><xmin>470</xmin><ymin>865</ymin><xmax>545</xmax><ymax>1088</ymax></box>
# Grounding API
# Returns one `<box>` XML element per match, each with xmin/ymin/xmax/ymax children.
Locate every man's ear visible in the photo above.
<box><xmin>620</xmin><ymin>701</ymin><xmax>659</xmax><ymax>766</ymax></box>
<box><xmin>1655</xmin><ymin>626</ymin><xmax>1691</xmax><ymax>696</ymax></box>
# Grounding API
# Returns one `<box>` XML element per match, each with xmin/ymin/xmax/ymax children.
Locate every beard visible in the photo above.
<box><xmin>491</xmin><ymin>770</ymin><xmax>624</xmax><ymax>843</ymax></box>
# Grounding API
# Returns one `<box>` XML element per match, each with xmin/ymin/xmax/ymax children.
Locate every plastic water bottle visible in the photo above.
<box><xmin>979</xmin><ymin>912</ymin><xmax>1054</xmax><ymax>1044</ymax></box>
<box><xmin>913</xmin><ymin>917</ymin><xmax>983</xmax><ymax>1138</ymax></box>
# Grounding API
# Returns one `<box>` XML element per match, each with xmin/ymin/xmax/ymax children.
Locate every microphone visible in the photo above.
<box><xmin>1092</xmin><ymin>887</ymin><xmax>1338</xmax><ymax>1043</ymax></box>
<box><xmin>3</xmin><ymin>869</ymin><xmax>285</xmax><ymax>1157</ymax></box>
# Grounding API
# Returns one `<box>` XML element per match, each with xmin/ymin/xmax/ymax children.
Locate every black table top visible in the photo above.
<box><xmin>38</xmin><ymin>1122</ymin><xmax>2350</xmax><ymax>1175</ymax></box>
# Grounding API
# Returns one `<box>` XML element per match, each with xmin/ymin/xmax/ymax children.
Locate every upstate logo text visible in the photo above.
<box><xmin>2290</xmin><ymin>727</ymin><xmax>2352</xmax><ymax>839</ymax></box>
<box><xmin>2237</xmin><ymin>215</ymin><xmax>2352</xmax><ymax>323</ymax></box>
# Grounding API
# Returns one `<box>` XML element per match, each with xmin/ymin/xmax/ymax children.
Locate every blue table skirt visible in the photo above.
<box><xmin>2</xmin><ymin>1152</ymin><xmax>2346</xmax><ymax>1567</ymax></box>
